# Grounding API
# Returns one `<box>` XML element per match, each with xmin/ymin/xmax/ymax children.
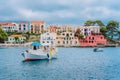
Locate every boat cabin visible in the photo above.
<box><xmin>31</xmin><ymin>42</ymin><xmax>41</xmax><ymax>50</ymax></box>
<box><xmin>31</xmin><ymin>42</ymin><xmax>55</xmax><ymax>52</ymax></box>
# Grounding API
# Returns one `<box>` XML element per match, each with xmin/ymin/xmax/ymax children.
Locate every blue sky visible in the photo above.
<box><xmin>0</xmin><ymin>0</ymin><xmax>120</xmax><ymax>25</ymax></box>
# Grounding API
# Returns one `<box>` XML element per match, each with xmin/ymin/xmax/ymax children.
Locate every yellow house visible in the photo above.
<box><xmin>57</xmin><ymin>25</ymin><xmax>76</xmax><ymax>33</ymax></box>
<box><xmin>30</xmin><ymin>21</ymin><xmax>45</xmax><ymax>34</ymax></box>
<box><xmin>56</xmin><ymin>31</ymin><xmax>79</xmax><ymax>47</ymax></box>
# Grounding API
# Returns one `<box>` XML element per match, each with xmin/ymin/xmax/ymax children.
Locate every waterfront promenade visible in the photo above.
<box><xmin>0</xmin><ymin>43</ymin><xmax>118</xmax><ymax>48</ymax></box>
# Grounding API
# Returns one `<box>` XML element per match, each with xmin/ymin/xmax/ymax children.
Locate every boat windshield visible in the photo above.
<box><xmin>33</xmin><ymin>46</ymin><xmax>39</xmax><ymax>50</ymax></box>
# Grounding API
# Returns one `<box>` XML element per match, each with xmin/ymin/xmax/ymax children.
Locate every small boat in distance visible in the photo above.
<box><xmin>93</xmin><ymin>47</ymin><xmax>103</xmax><ymax>52</ymax></box>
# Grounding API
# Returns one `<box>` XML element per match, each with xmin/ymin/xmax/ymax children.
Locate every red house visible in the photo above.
<box><xmin>79</xmin><ymin>33</ymin><xmax>107</xmax><ymax>47</ymax></box>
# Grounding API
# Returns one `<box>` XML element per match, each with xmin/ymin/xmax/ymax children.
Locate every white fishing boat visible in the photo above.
<box><xmin>22</xmin><ymin>32</ymin><xmax>58</xmax><ymax>61</ymax></box>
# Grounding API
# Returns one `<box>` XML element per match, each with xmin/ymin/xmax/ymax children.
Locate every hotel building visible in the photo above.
<box><xmin>79</xmin><ymin>33</ymin><xmax>107</xmax><ymax>47</ymax></box>
<box><xmin>0</xmin><ymin>22</ymin><xmax>18</xmax><ymax>32</ymax></box>
<box><xmin>79</xmin><ymin>26</ymin><xmax>100</xmax><ymax>36</ymax></box>
<box><xmin>41</xmin><ymin>32</ymin><xmax>56</xmax><ymax>46</ymax></box>
<box><xmin>56</xmin><ymin>31</ymin><xmax>79</xmax><ymax>47</ymax></box>
<box><xmin>57</xmin><ymin>25</ymin><xmax>76</xmax><ymax>33</ymax></box>
<box><xmin>30</xmin><ymin>21</ymin><xmax>45</xmax><ymax>34</ymax></box>
<box><xmin>47</xmin><ymin>25</ymin><xmax>58</xmax><ymax>33</ymax></box>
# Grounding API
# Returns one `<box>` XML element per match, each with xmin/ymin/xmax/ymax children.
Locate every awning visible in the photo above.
<box><xmin>32</xmin><ymin>42</ymin><xmax>41</xmax><ymax>46</ymax></box>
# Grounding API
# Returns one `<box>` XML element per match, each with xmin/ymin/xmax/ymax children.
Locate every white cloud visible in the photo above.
<box><xmin>0</xmin><ymin>0</ymin><xmax>120</xmax><ymax>24</ymax></box>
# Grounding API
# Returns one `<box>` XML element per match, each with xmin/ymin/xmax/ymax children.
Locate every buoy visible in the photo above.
<box><xmin>54</xmin><ymin>49</ymin><xmax>58</xmax><ymax>53</ymax></box>
<box><xmin>50</xmin><ymin>51</ymin><xmax>52</xmax><ymax>58</ymax></box>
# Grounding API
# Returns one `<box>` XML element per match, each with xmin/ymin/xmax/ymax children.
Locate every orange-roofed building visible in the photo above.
<box><xmin>30</xmin><ymin>21</ymin><xmax>45</xmax><ymax>34</ymax></box>
<box><xmin>56</xmin><ymin>31</ymin><xmax>79</xmax><ymax>47</ymax></box>
<box><xmin>46</xmin><ymin>25</ymin><xmax>57</xmax><ymax>33</ymax></box>
<box><xmin>0</xmin><ymin>22</ymin><xmax>18</xmax><ymax>32</ymax></box>
<box><xmin>57</xmin><ymin>25</ymin><xmax>76</xmax><ymax>33</ymax></box>
<box><xmin>7</xmin><ymin>34</ymin><xmax>26</xmax><ymax>44</ymax></box>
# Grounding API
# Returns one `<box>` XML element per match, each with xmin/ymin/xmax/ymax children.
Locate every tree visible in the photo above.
<box><xmin>84</xmin><ymin>20</ymin><xmax>105</xmax><ymax>26</ymax></box>
<box><xmin>78</xmin><ymin>34</ymin><xmax>84</xmax><ymax>39</ymax></box>
<box><xmin>25</xmin><ymin>31</ymin><xmax>30</xmax><ymax>41</ymax></box>
<box><xmin>95</xmin><ymin>20</ymin><xmax>105</xmax><ymax>26</ymax></box>
<box><xmin>106</xmin><ymin>20</ymin><xmax>119</xmax><ymax>39</ymax></box>
<box><xmin>84</xmin><ymin>20</ymin><xmax>95</xmax><ymax>26</ymax></box>
<box><xmin>0</xmin><ymin>27</ymin><xmax>8</xmax><ymax>43</ymax></box>
<box><xmin>100</xmin><ymin>26</ymin><xmax>108</xmax><ymax>37</ymax></box>
<box><xmin>74</xmin><ymin>28</ymin><xmax>81</xmax><ymax>37</ymax></box>
<box><xmin>14</xmin><ymin>36</ymin><xmax>19</xmax><ymax>43</ymax></box>
<box><xmin>117</xmin><ymin>30</ymin><xmax>120</xmax><ymax>40</ymax></box>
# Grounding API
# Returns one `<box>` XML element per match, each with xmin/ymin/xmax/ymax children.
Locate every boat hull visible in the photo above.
<box><xmin>22</xmin><ymin>52</ymin><xmax>57</xmax><ymax>61</ymax></box>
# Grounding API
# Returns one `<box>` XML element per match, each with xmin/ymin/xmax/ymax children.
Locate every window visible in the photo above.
<box><xmin>70</xmin><ymin>33</ymin><xmax>72</xmax><ymax>36</ymax></box>
<box><xmin>43</xmin><ymin>41</ymin><xmax>45</xmax><ymax>43</ymax></box>
<box><xmin>66</xmin><ymin>41</ymin><xmax>68</xmax><ymax>44</ymax></box>
<box><xmin>70</xmin><ymin>41</ymin><xmax>72</xmax><ymax>44</ymax></box>
<box><xmin>19</xmin><ymin>24</ymin><xmax>21</xmax><ymax>27</ymax></box>
<box><xmin>89</xmin><ymin>37</ymin><xmax>91</xmax><ymax>40</ymax></box>
<box><xmin>51</xmin><ymin>41</ymin><xmax>53</xmax><ymax>44</ymax></box>
<box><xmin>84</xmin><ymin>29</ymin><xmax>87</xmax><ymax>31</ymax></box>
<box><xmin>58</xmin><ymin>41</ymin><xmax>60</xmax><ymax>44</ymax></box>
<box><xmin>75</xmin><ymin>41</ymin><xmax>77</xmax><ymax>44</ymax></box>
<box><xmin>23</xmin><ymin>24</ymin><xmax>26</xmax><ymax>27</ymax></box>
<box><xmin>19</xmin><ymin>28</ymin><xmax>21</xmax><ymax>30</ymax></box>
<box><xmin>47</xmin><ymin>33</ymin><xmax>49</xmax><ymax>35</ymax></box>
<box><xmin>62</xmin><ymin>33</ymin><xmax>65</xmax><ymax>35</ymax></box>
<box><xmin>63</xmin><ymin>41</ymin><xmax>65</xmax><ymax>44</ymax></box>
<box><xmin>69</xmin><ymin>37</ymin><xmax>71</xmax><ymax>40</ymax></box>
<box><xmin>66</xmin><ymin>33</ymin><xmax>69</xmax><ymax>37</ymax></box>
<box><xmin>47</xmin><ymin>41</ymin><xmax>49</xmax><ymax>43</ymax></box>
<box><xmin>41</xmin><ymin>25</ymin><xmax>44</xmax><ymax>28</ymax></box>
<box><xmin>101</xmin><ymin>37</ymin><xmax>103</xmax><ymax>39</ymax></box>
<box><xmin>31</xmin><ymin>25</ymin><xmax>33</xmax><ymax>28</ymax></box>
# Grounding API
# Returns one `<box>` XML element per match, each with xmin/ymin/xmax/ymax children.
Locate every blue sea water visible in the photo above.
<box><xmin>0</xmin><ymin>47</ymin><xmax>120</xmax><ymax>80</ymax></box>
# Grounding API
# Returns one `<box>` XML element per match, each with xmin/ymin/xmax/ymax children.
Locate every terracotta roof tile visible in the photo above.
<box><xmin>0</xmin><ymin>22</ymin><xmax>16</xmax><ymax>26</ymax></box>
<box><xmin>30</xmin><ymin>21</ymin><xmax>45</xmax><ymax>25</ymax></box>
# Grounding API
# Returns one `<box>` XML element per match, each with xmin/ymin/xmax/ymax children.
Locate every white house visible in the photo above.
<box><xmin>79</xmin><ymin>26</ymin><xmax>100</xmax><ymax>36</ymax></box>
<box><xmin>17</xmin><ymin>22</ymin><xmax>28</xmax><ymax>32</ymax></box>
<box><xmin>40</xmin><ymin>32</ymin><xmax>56</xmax><ymax>46</ymax></box>
<box><xmin>0</xmin><ymin>22</ymin><xmax>18</xmax><ymax>32</ymax></box>
<box><xmin>7</xmin><ymin>35</ymin><xmax>26</xmax><ymax>44</ymax></box>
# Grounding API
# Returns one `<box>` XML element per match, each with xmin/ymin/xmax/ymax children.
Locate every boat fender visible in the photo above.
<box><xmin>47</xmin><ymin>53</ymin><xmax>49</xmax><ymax>58</ymax></box>
<box><xmin>26</xmin><ymin>50</ymin><xmax>29</xmax><ymax>53</ymax></box>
